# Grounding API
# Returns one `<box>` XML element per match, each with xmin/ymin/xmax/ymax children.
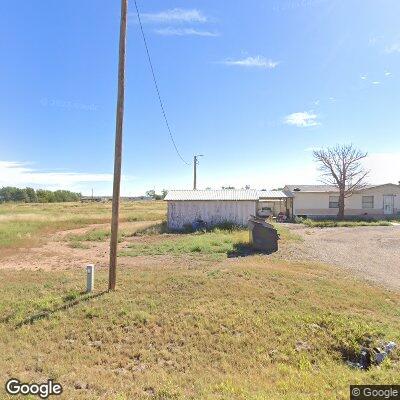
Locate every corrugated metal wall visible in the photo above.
<box><xmin>167</xmin><ymin>200</ymin><xmax>257</xmax><ymax>230</ymax></box>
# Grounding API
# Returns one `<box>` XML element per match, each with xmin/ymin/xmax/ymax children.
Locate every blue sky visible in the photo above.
<box><xmin>1</xmin><ymin>0</ymin><xmax>400</xmax><ymax>195</ymax></box>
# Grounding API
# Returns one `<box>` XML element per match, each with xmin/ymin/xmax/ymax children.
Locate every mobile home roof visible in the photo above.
<box><xmin>165</xmin><ymin>190</ymin><xmax>291</xmax><ymax>201</ymax></box>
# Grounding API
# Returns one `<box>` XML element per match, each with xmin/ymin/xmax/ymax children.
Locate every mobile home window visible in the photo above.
<box><xmin>329</xmin><ymin>196</ymin><xmax>339</xmax><ymax>208</ymax></box>
<box><xmin>362</xmin><ymin>196</ymin><xmax>374</xmax><ymax>209</ymax></box>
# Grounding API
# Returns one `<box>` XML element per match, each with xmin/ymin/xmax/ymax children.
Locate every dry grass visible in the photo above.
<box><xmin>0</xmin><ymin>258</ymin><xmax>399</xmax><ymax>399</ymax></box>
<box><xmin>66</xmin><ymin>221</ymin><xmax>165</xmax><ymax>249</ymax></box>
<box><xmin>1</xmin><ymin>202</ymin><xmax>399</xmax><ymax>399</ymax></box>
<box><xmin>0</xmin><ymin>201</ymin><xmax>166</xmax><ymax>250</ymax></box>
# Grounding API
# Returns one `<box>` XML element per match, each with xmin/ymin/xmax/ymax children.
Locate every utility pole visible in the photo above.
<box><xmin>193</xmin><ymin>154</ymin><xmax>203</xmax><ymax>190</ymax></box>
<box><xmin>109</xmin><ymin>0</ymin><xmax>128</xmax><ymax>291</ymax></box>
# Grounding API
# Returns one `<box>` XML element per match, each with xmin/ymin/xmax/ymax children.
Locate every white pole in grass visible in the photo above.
<box><xmin>86</xmin><ymin>264</ymin><xmax>94</xmax><ymax>293</ymax></box>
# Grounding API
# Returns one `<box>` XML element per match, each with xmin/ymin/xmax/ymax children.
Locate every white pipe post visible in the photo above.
<box><xmin>86</xmin><ymin>264</ymin><xmax>94</xmax><ymax>293</ymax></box>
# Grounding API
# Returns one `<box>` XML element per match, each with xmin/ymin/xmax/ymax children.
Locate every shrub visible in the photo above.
<box><xmin>133</xmin><ymin>221</ymin><xmax>168</xmax><ymax>236</ymax></box>
<box><xmin>298</xmin><ymin>218</ymin><xmax>392</xmax><ymax>228</ymax></box>
<box><xmin>211</xmin><ymin>221</ymin><xmax>242</xmax><ymax>231</ymax></box>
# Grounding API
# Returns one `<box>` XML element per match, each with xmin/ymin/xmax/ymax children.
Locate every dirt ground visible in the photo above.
<box><xmin>0</xmin><ymin>221</ymin><xmax>217</xmax><ymax>272</ymax></box>
<box><xmin>2</xmin><ymin>221</ymin><xmax>400</xmax><ymax>292</ymax></box>
<box><xmin>279</xmin><ymin>224</ymin><xmax>400</xmax><ymax>291</ymax></box>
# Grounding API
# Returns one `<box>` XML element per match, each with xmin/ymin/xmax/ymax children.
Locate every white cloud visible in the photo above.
<box><xmin>138</xmin><ymin>8</ymin><xmax>207</xmax><ymax>24</ymax></box>
<box><xmin>385</xmin><ymin>71</ymin><xmax>392</xmax><ymax>77</ymax></box>
<box><xmin>360</xmin><ymin>74</ymin><xmax>368</xmax><ymax>80</ymax></box>
<box><xmin>372</xmin><ymin>81</ymin><xmax>381</xmax><ymax>85</ymax></box>
<box><xmin>385</xmin><ymin>43</ymin><xmax>400</xmax><ymax>54</ymax></box>
<box><xmin>222</xmin><ymin>56</ymin><xmax>279</xmax><ymax>69</ymax></box>
<box><xmin>0</xmin><ymin>161</ymin><xmax>117</xmax><ymax>190</ymax></box>
<box><xmin>284</xmin><ymin>111</ymin><xmax>320</xmax><ymax>128</ymax></box>
<box><xmin>369</xmin><ymin>35</ymin><xmax>383</xmax><ymax>46</ymax></box>
<box><xmin>154</xmin><ymin>27</ymin><xmax>219</xmax><ymax>37</ymax></box>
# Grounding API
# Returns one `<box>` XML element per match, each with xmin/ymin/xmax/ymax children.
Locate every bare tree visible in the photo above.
<box><xmin>313</xmin><ymin>144</ymin><xmax>369</xmax><ymax>220</ymax></box>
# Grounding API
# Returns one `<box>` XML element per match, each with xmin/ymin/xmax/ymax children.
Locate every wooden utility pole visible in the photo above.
<box><xmin>193</xmin><ymin>156</ymin><xmax>197</xmax><ymax>190</ymax></box>
<box><xmin>109</xmin><ymin>0</ymin><xmax>128</xmax><ymax>291</ymax></box>
<box><xmin>193</xmin><ymin>154</ymin><xmax>203</xmax><ymax>190</ymax></box>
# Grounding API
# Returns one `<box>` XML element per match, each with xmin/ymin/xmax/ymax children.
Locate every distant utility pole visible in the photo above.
<box><xmin>193</xmin><ymin>154</ymin><xmax>204</xmax><ymax>190</ymax></box>
<box><xmin>109</xmin><ymin>0</ymin><xmax>128</xmax><ymax>291</ymax></box>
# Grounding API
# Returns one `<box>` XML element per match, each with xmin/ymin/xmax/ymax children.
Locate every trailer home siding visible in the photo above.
<box><xmin>284</xmin><ymin>184</ymin><xmax>400</xmax><ymax>218</ymax></box>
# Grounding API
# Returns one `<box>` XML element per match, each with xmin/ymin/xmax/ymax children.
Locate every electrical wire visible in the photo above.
<box><xmin>133</xmin><ymin>0</ymin><xmax>191</xmax><ymax>166</ymax></box>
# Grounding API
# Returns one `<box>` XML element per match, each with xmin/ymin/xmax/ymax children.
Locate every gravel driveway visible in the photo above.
<box><xmin>280</xmin><ymin>224</ymin><xmax>400</xmax><ymax>291</ymax></box>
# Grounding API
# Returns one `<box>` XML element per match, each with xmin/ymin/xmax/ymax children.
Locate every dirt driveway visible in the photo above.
<box><xmin>280</xmin><ymin>224</ymin><xmax>400</xmax><ymax>291</ymax></box>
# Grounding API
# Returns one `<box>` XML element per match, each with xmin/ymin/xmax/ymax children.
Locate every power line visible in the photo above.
<box><xmin>133</xmin><ymin>0</ymin><xmax>190</xmax><ymax>166</ymax></box>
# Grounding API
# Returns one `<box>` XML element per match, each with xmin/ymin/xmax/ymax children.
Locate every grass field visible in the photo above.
<box><xmin>120</xmin><ymin>229</ymin><xmax>249</xmax><ymax>258</ymax></box>
<box><xmin>0</xmin><ymin>201</ymin><xmax>399</xmax><ymax>399</ymax></box>
<box><xmin>0</xmin><ymin>201</ymin><xmax>166</xmax><ymax>250</ymax></box>
<box><xmin>119</xmin><ymin>224</ymin><xmax>301</xmax><ymax>259</ymax></box>
<box><xmin>1</xmin><ymin>260</ymin><xmax>399</xmax><ymax>400</ymax></box>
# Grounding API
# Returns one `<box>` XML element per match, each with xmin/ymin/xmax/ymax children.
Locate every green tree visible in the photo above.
<box><xmin>0</xmin><ymin>187</ymin><xmax>15</xmax><ymax>202</ymax></box>
<box><xmin>13</xmin><ymin>188</ymin><xmax>28</xmax><ymax>202</ymax></box>
<box><xmin>146</xmin><ymin>190</ymin><xmax>156</xmax><ymax>199</ymax></box>
<box><xmin>37</xmin><ymin>189</ymin><xmax>55</xmax><ymax>203</ymax></box>
<box><xmin>0</xmin><ymin>187</ymin><xmax>81</xmax><ymax>203</ymax></box>
<box><xmin>25</xmin><ymin>187</ymin><xmax>38</xmax><ymax>203</ymax></box>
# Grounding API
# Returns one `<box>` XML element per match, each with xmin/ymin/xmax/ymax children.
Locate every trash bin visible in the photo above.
<box><xmin>248</xmin><ymin>216</ymin><xmax>279</xmax><ymax>253</ymax></box>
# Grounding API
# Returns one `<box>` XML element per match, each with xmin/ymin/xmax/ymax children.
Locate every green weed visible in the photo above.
<box><xmin>298</xmin><ymin>218</ymin><xmax>392</xmax><ymax>228</ymax></box>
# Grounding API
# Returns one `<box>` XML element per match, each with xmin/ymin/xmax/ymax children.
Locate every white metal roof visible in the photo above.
<box><xmin>284</xmin><ymin>184</ymin><xmax>397</xmax><ymax>193</ymax></box>
<box><xmin>284</xmin><ymin>185</ymin><xmax>339</xmax><ymax>193</ymax></box>
<box><xmin>165</xmin><ymin>189</ymin><xmax>290</xmax><ymax>201</ymax></box>
<box><xmin>257</xmin><ymin>190</ymin><xmax>292</xmax><ymax>199</ymax></box>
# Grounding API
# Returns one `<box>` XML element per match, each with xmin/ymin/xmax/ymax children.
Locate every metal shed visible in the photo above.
<box><xmin>165</xmin><ymin>190</ymin><xmax>259</xmax><ymax>230</ymax></box>
<box><xmin>164</xmin><ymin>189</ymin><xmax>293</xmax><ymax>230</ymax></box>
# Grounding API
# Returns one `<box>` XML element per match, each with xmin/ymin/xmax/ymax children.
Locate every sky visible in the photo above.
<box><xmin>1</xmin><ymin>0</ymin><xmax>400</xmax><ymax>195</ymax></box>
